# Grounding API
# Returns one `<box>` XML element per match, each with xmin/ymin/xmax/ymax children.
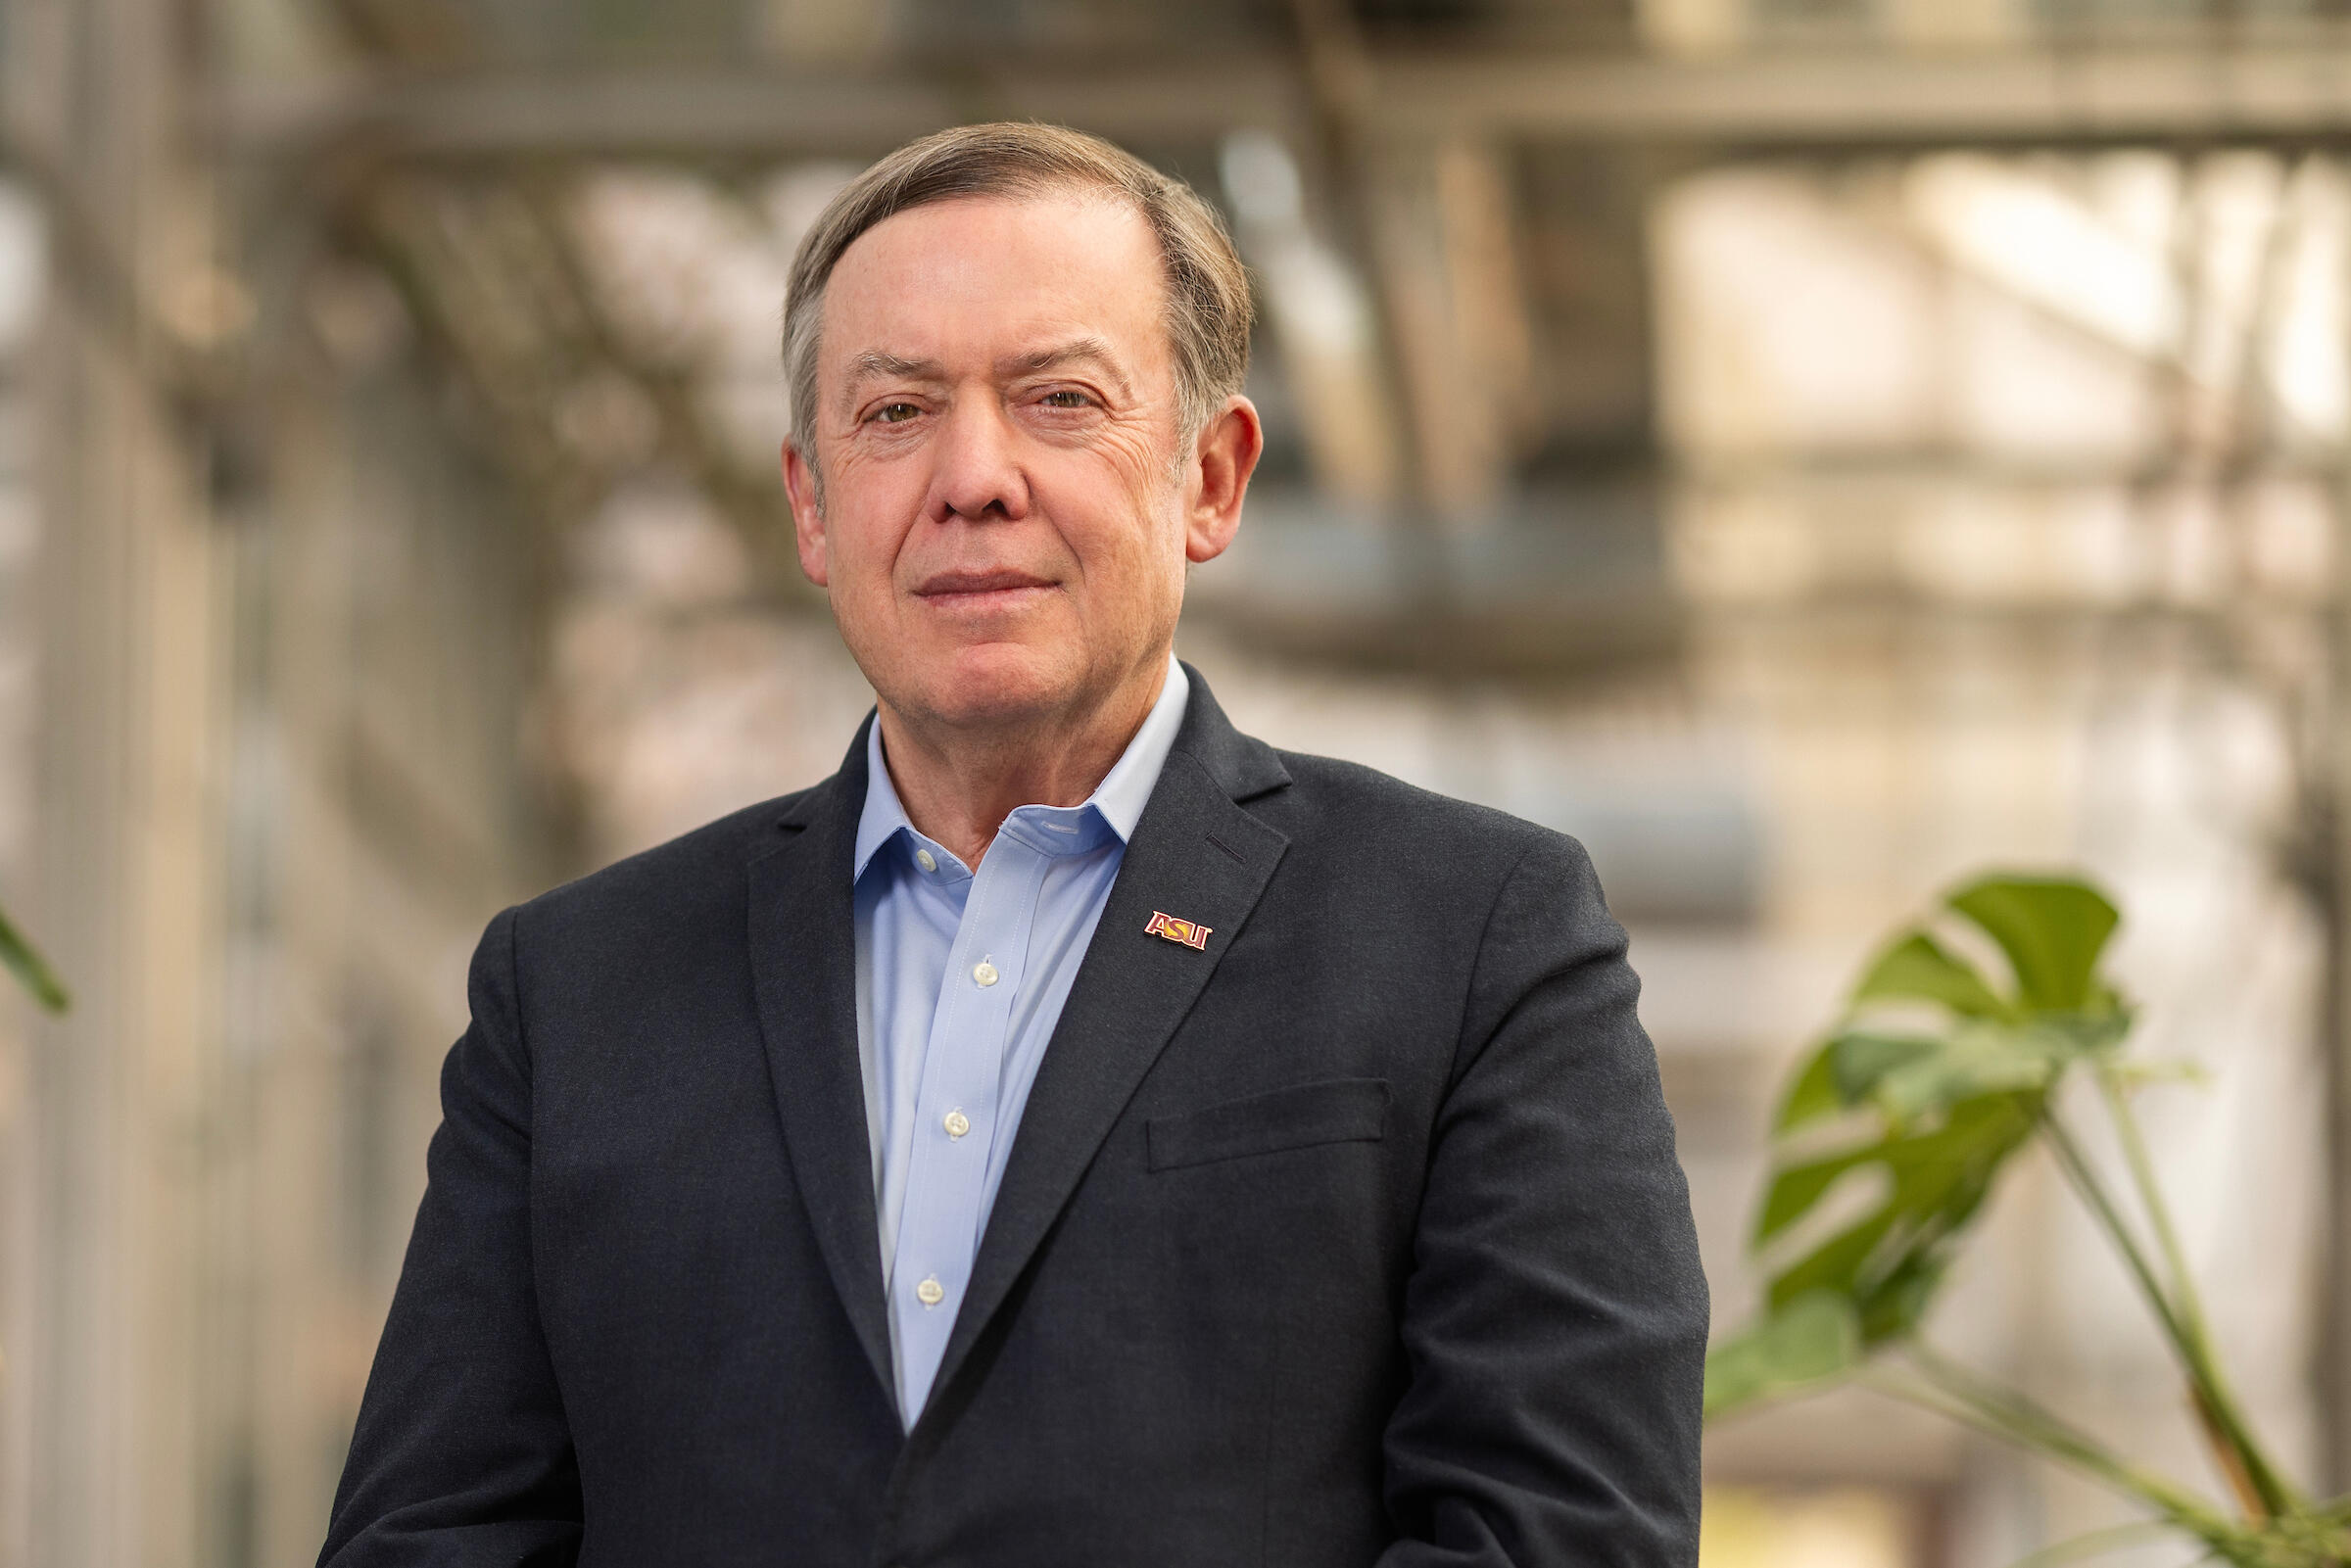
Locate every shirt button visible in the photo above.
<box><xmin>943</xmin><ymin>1109</ymin><xmax>971</xmax><ymax>1139</ymax></box>
<box><xmin>916</xmin><ymin>1276</ymin><xmax>945</xmax><ymax>1307</ymax></box>
<box><xmin>972</xmin><ymin>960</ymin><xmax>999</xmax><ymax>987</ymax></box>
<box><xmin>914</xmin><ymin>848</ymin><xmax>936</xmax><ymax>873</ymax></box>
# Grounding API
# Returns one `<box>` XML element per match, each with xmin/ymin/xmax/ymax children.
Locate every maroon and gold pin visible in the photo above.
<box><xmin>1144</xmin><ymin>910</ymin><xmax>1212</xmax><ymax>951</ymax></box>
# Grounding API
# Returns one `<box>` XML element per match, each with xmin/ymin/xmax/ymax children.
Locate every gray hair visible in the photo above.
<box><xmin>782</xmin><ymin>122</ymin><xmax>1253</xmax><ymax>501</ymax></box>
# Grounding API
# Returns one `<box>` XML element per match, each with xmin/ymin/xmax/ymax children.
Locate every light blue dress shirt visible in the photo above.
<box><xmin>851</xmin><ymin>656</ymin><xmax>1190</xmax><ymax>1422</ymax></box>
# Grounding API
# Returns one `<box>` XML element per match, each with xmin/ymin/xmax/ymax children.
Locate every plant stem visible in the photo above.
<box><xmin>2042</xmin><ymin>1109</ymin><xmax>2196</xmax><ymax>1352</ymax></box>
<box><xmin>2006</xmin><ymin>1520</ymin><xmax>2184</xmax><ymax>1568</ymax></box>
<box><xmin>2095</xmin><ymin>1066</ymin><xmax>2302</xmax><ymax>1522</ymax></box>
<box><xmin>2095</xmin><ymin>1067</ymin><xmax>2212</xmax><ymax>1342</ymax></box>
<box><xmin>2046</xmin><ymin>1098</ymin><xmax>2301</xmax><ymax>1521</ymax></box>
<box><xmin>1870</xmin><ymin>1355</ymin><xmax>2338</xmax><ymax>1564</ymax></box>
<box><xmin>1892</xmin><ymin>1342</ymin><xmax>2241</xmax><ymax>1542</ymax></box>
<box><xmin>1860</xmin><ymin>1368</ymin><xmax>2249</xmax><ymax>1558</ymax></box>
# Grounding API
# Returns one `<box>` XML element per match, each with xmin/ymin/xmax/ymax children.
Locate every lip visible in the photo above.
<box><xmin>913</xmin><ymin>568</ymin><xmax>1058</xmax><ymax>605</ymax></box>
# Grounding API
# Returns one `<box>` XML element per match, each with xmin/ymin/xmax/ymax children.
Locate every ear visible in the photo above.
<box><xmin>783</xmin><ymin>439</ymin><xmax>829</xmax><ymax>588</ymax></box>
<box><xmin>1183</xmin><ymin>395</ymin><xmax>1263</xmax><ymax>566</ymax></box>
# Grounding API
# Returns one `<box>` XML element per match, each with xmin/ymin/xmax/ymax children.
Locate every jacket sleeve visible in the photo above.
<box><xmin>318</xmin><ymin>905</ymin><xmax>584</xmax><ymax>1568</ymax></box>
<box><xmin>1379</xmin><ymin>834</ymin><xmax>1708</xmax><ymax>1568</ymax></box>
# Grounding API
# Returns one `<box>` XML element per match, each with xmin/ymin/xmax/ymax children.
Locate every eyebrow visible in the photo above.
<box><xmin>999</xmin><ymin>337</ymin><xmax>1132</xmax><ymax>396</ymax></box>
<box><xmin>845</xmin><ymin>350</ymin><xmax>942</xmax><ymax>388</ymax></box>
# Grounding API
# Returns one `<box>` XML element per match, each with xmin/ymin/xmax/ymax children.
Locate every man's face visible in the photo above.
<box><xmin>786</xmin><ymin>193</ymin><xmax>1245</xmax><ymax>735</ymax></box>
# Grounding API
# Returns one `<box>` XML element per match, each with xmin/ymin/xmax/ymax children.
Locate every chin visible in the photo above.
<box><xmin>911</xmin><ymin>642</ymin><xmax>1080</xmax><ymax>730</ymax></box>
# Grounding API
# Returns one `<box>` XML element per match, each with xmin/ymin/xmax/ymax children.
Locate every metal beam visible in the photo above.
<box><xmin>216</xmin><ymin>61</ymin><xmax>1306</xmax><ymax>161</ymax></box>
<box><xmin>218</xmin><ymin>43</ymin><xmax>2351</xmax><ymax>162</ymax></box>
<box><xmin>1390</xmin><ymin>44</ymin><xmax>2351</xmax><ymax>143</ymax></box>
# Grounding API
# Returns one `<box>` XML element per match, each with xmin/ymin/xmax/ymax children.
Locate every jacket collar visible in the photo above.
<box><xmin>1164</xmin><ymin>660</ymin><xmax>1290</xmax><ymax>804</ymax></box>
<box><xmin>778</xmin><ymin>659</ymin><xmax>1289</xmax><ymax>838</ymax></box>
<box><xmin>848</xmin><ymin>654</ymin><xmax>1197</xmax><ymax>881</ymax></box>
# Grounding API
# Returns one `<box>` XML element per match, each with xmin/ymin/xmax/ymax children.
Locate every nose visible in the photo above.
<box><xmin>927</xmin><ymin>399</ymin><xmax>1032</xmax><ymax>525</ymax></box>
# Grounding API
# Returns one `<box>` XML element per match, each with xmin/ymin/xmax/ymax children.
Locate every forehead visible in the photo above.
<box><xmin>819</xmin><ymin>192</ymin><xmax>1171</xmax><ymax>378</ymax></box>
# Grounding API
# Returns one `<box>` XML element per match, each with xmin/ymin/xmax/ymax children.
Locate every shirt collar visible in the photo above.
<box><xmin>852</xmin><ymin>654</ymin><xmax>1190</xmax><ymax>882</ymax></box>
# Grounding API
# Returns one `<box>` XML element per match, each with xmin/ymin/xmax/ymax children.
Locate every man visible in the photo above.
<box><xmin>321</xmin><ymin>122</ymin><xmax>1706</xmax><ymax>1568</ymax></box>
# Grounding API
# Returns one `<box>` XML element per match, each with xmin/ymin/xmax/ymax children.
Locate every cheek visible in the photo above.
<box><xmin>822</xmin><ymin>462</ymin><xmax>917</xmax><ymax>580</ymax></box>
<box><xmin>1086</xmin><ymin>428</ymin><xmax>1187</xmax><ymax>550</ymax></box>
<box><xmin>1072</xmin><ymin>501</ymin><xmax>1186</xmax><ymax>627</ymax></box>
<box><xmin>819</xmin><ymin>521</ymin><xmax>906</xmax><ymax>621</ymax></box>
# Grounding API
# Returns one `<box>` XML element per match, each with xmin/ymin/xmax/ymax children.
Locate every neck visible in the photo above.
<box><xmin>876</xmin><ymin>656</ymin><xmax>1171</xmax><ymax>870</ymax></box>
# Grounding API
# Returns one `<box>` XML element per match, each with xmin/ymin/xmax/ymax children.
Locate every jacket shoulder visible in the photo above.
<box><xmin>1262</xmin><ymin>747</ymin><xmax>1594</xmax><ymax>888</ymax></box>
<box><xmin>514</xmin><ymin>784</ymin><xmax>825</xmax><ymax>932</ymax></box>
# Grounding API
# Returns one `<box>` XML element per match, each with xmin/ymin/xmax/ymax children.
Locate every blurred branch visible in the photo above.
<box><xmin>508</xmin><ymin>168</ymin><xmax>806</xmax><ymax>592</ymax></box>
<box><xmin>304</xmin><ymin>0</ymin><xmax>806</xmax><ymax>593</ymax></box>
<box><xmin>1283</xmin><ymin>0</ymin><xmax>1427</xmax><ymax>518</ymax></box>
<box><xmin>0</xmin><ymin>120</ymin><xmax>223</xmax><ymax>420</ymax></box>
<box><xmin>331</xmin><ymin>166</ymin><xmax>804</xmax><ymax>601</ymax></box>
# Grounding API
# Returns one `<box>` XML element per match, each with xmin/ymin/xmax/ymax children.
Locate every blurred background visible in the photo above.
<box><xmin>4</xmin><ymin>0</ymin><xmax>2350</xmax><ymax>1563</ymax></box>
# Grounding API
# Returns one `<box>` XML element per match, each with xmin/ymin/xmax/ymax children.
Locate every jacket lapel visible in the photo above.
<box><xmin>921</xmin><ymin>674</ymin><xmax>1292</xmax><ymax>1421</ymax></box>
<box><xmin>744</xmin><ymin>722</ymin><xmax>895</xmax><ymax>1402</ymax></box>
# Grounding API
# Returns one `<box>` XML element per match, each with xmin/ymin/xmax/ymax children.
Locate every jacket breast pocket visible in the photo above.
<box><xmin>1146</xmin><ymin>1077</ymin><xmax>1391</xmax><ymax>1172</ymax></box>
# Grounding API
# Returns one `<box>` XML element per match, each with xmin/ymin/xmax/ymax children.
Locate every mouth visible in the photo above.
<box><xmin>913</xmin><ymin>568</ymin><xmax>1058</xmax><ymax>611</ymax></box>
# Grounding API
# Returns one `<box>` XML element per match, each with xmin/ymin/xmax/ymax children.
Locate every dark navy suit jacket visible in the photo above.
<box><xmin>319</xmin><ymin>668</ymin><xmax>1708</xmax><ymax>1567</ymax></box>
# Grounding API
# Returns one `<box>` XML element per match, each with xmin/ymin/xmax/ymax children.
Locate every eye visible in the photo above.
<box><xmin>869</xmin><ymin>402</ymin><xmax>923</xmax><ymax>424</ymax></box>
<box><xmin>1039</xmin><ymin>389</ymin><xmax>1092</xmax><ymax>409</ymax></box>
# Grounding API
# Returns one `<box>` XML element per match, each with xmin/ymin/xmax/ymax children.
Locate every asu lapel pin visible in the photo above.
<box><xmin>1144</xmin><ymin>910</ymin><xmax>1212</xmax><ymax>951</ymax></box>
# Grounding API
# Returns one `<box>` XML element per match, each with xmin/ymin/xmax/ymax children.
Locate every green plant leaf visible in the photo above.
<box><xmin>1714</xmin><ymin>870</ymin><xmax>2137</xmax><ymax>1444</ymax></box>
<box><xmin>1773</xmin><ymin>1044</ymin><xmax>1845</xmax><ymax>1133</ymax></box>
<box><xmin>1853</xmin><ymin>931</ymin><xmax>2014</xmax><ymax>1020</ymax></box>
<box><xmin>1759</xmin><ymin>1092</ymin><xmax>2039</xmax><ymax>1344</ymax></box>
<box><xmin>0</xmin><ymin>903</ymin><xmax>68</xmax><ymax>1014</ymax></box>
<box><xmin>1703</xmin><ymin>1290</ymin><xmax>1862</xmax><ymax>1420</ymax></box>
<box><xmin>1755</xmin><ymin>1135</ymin><xmax>1883</xmax><ymax>1244</ymax></box>
<box><xmin>1829</xmin><ymin>1031</ymin><xmax>1942</xmax><ymax>1104</ymax></box>
<box><xmin>1775</xmin><ymin>1023</ymin><xmax>2052</xmax><ymax>1134</ymax></box>
<box><xmin>1946</xmin><ymin>876</ymin><xmax>2119</xmax><ymax>1015</ymax></box>
<box><xmin>1864</xmin><ymin>1021</ymin><xmax>2080</xmax><ymax>1118</ymax></box>
<box><xmin>1766</xmin><ymin>1199</ymin><xmax>1904</xmax><ymax>1302</ymax></box>
<box><xmin>1853</xmin><ymin>1248</ymin><xmax>1949</xmax><ymax>1344</ymax></box>
<box><xmin>1760</xmin><ymin>1023</ymin><xmax>2078</xmax><ymax>1232</ymax></box>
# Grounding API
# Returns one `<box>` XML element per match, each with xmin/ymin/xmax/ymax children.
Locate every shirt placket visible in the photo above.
<box><xmin>888</xmin><ymin>832</ymin><xmax>1052</xmax><ymax>1416</ymax></box>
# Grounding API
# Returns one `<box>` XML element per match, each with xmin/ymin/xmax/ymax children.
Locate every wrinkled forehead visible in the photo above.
<box><xmin>817</xmin><ymin>192</ymin><xmax>1175</xmax><ymax>390</ymax></box>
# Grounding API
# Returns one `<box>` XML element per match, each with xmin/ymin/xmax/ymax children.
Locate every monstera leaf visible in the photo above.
<box><xmin>1705</xmin><ymin>875</ymin><xmax>2127</xmax><ymax>1418</ymax></box>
